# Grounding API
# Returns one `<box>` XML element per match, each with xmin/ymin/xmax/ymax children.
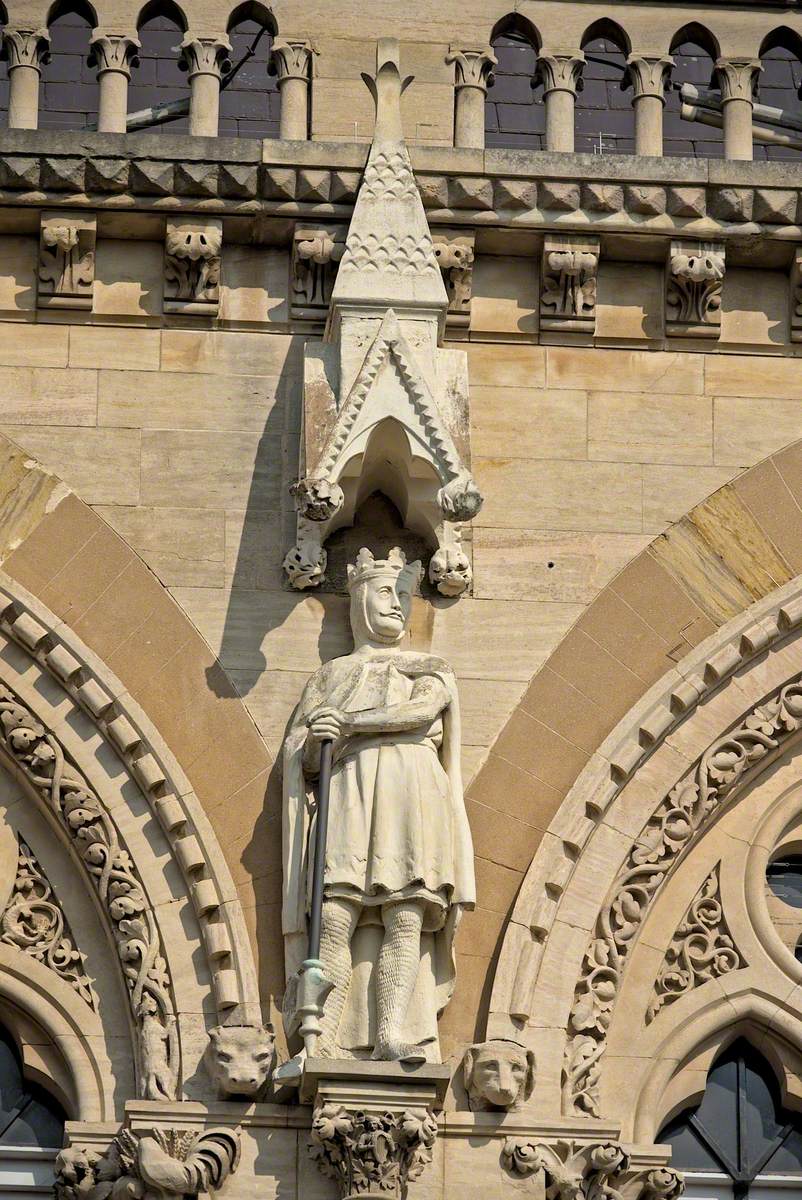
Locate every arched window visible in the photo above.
<box><xmin>128</xmin><ymin>0</ymin><xmax>189</xmax><ymax>133</ymax></box>
<box><xmin>577</xmin><ymin>20</ymin><xmax>632</xmax><ymax>154</ymax></box>
<box><xmin>659</xmin><ymin>1039</ymin><xmax>802</xmax><ymax>1200</ymax></box>
<box><xmin>39</xmin><ymin>1</ymin><xmax>99</xmax><ymax>131</ymax></box>
<box><xmin>664</xmin><ymin>24</ymin><xmax>723</xmax><ymax>158</ymax></box>
<box><xmin>223</xmin><ymin>3</ymin><xmax>278</xmax><ymax>138</ymax></box>
<box><xmin>484</xmin><ymin>14</ymin><xmax>542</xmax><ymax>150</ymax></box>
<box><xmin>757</xmin><ymin>30</ymin><xmax>802</xmax><ymax>161</ymax></box>
<box><xmin>0</xmin><ymin>1022</ymin><xmax>65</xmax><ymax>1196</ymax></box>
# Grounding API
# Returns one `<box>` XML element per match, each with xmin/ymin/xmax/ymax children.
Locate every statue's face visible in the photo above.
<box><xmin>472</xmin><ymin>1048</ymin><xmax>529</xmax><ymax>1108</ymax></box>
<box><xmin>362</xmin><ymin>573</ymin><xmax>412</xmax><ymax>642</ymax></box>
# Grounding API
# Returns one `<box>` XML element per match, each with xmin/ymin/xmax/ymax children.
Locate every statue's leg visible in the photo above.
<box><xmin>373</xmin><ymin>899</ymin><xmax>426</xmax><ymax>1062</ymax></box>
<box><xmin>318</xmin><ymin>897</ymin><xmax>360</xmax><ymax>1056</ymax></box>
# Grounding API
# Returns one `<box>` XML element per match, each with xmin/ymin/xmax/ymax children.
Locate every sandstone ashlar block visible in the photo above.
<box><xmin>790</xmin><ymin>247</ymin><xmax>802</xmax><ymax>344</ymax></box>
<box><xmin>540</xmin><ymin>234</ymin><xmax>599</xmax><ymax>334</ymax></box>
<box><xmin>665</xmin><ymin>239</ymin><xmax>725</xmax><ymax>339</ymax></box>
<box><xmin>37</xmin><ymin>211</ymin><xmax>96</xmax><ymax>311</ymax></box>
<box><xmin>290</xmin><ymin>224</ymin><xmax>346</xmax><ymax>322</ymax></box>
<box><xmin>163</xmin><ymin>218</ymin><xmax>222</xmax><ymax>317</ymax></box>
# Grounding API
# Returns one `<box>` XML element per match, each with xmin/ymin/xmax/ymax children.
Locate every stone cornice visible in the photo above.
<box><xmin>0</xmin><ymin>131</ymin><xmax>800</xmax><ymax>245</ymax></box>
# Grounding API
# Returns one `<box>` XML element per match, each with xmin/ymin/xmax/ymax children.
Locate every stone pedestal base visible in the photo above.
<box><xmin>302</xmin><ymin>1059</ymin><xmax>451</xmax><ymax>1198</ymax></box>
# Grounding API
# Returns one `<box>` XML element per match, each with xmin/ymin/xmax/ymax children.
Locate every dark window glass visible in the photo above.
<box><xmin>485</xmin><ymin>33</ymin><xmax>543</xmax><ymax>151</ymax></box>
<box><xmin>766</xmin><ymin>857</ymin><xmax>802</xmax><ymax>908</ymax></box>
<box><xmin>0</xmin><ymin>1026</ymin><xmax>65</xmax><ymax>1148</ymax></box>
<box><xmin>659</xmin><ymin>1039</ymin><xmax>802</xmax><ymax>1194</ymax></box>
<box><xmin>39</xmin><ymin>7</ymin><xmax>99</xmax><ymax>132</ymax></box>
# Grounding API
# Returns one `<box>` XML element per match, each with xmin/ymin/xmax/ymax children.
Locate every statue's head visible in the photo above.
<box><xmin>463</xmin><ymin>1039</ymin><xmax>535</xmax><ymax>1111</ymax></box>
<box><xmin>347</xmin><ymin>547</ymin><xmax>422</xmax><ymax>647</ymax></box>
<box><xmin>207</xmin><ymin>1024</ymin><xmax>276</xmax><ymax>1098</ymax></box>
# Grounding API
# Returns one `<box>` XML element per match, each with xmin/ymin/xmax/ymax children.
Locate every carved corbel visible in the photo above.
<box><xmin>291</xmin><ymin>225</ymin><xmax>347</xmax><ymax>321</ymax></box>
<box><xmin>540</xmin><ymin>235</ymin><xmax>599</xmax><ymax>332</ymax></box>
<box><xmin>37</xmin><ymin>211</ymin><xmax>96</xmax><ymax>310</ymax></box>
<box><xmin>666</xmin><ymin>239</ymin><xmax>725</xmax><ymax>337</ymax></box>
<box><xmin>309</xmin><ymin>1103</ymin><xmax>438</xmax><ymax>1200</ymax></box>
<box><xmin>432</xmin><ymin>231</ymin><xmax>475</xmax><ymax>329</ymax></box>
<box><xmin>501</xmin><ymin>1138</ymin><xmax>684</xmax><ymax>1200</ymax></box>
<box><xmin>164</xmin><ymin>219</ymin><xmax>222</xmax><ymax>315</ymax></box>
<box><xmin>55</xmin><ymin>1125</ymin><xmax>241</xmax><ymax>1200</ymax></box>
<box><xmin>790</xmin><ymin>247</ymin><xmax>802</xmax><ymax>343</ymax></box>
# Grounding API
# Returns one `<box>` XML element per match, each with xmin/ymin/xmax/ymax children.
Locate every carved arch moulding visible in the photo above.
<box><xmin>0</xmin><ymin>570</ymin><xmax>259</xmax><ymax>1118</ymax></box>
<box><xmin>487</xmin><ymin>574</ymin><xmax>802</xmax><ymax>1138</ymax></box>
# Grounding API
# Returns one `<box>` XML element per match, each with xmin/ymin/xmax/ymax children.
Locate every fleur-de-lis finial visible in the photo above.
<box><xmin>360</xmin><ymin>37</ymin><xmax>414</xmax><ymax>143</ymax></box>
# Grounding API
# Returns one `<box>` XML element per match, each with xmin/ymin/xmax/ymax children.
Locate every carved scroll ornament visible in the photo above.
<box><xmin>564</xmin><ymin>675</ymin><xmax>802</xmax><ymax>1117</ymax></box>
<box><xmin>1</xmin><ymin>836</ymin><xmax>95</xmax><ymax>1008</ymax></box>
<box><xmin>0</xmin><ymin>681</ymin><xmax>179</xmax><ymax>1100</ymax></box>
<box><xmin>501</xmin><ymin>1137</ymin><xmax>684</xmax><ymax>1200</ymax></box>
<box><xmin>647</xmin><ymin>863</ymin><xmax>744</xmax><ymax>1022</ymax></box>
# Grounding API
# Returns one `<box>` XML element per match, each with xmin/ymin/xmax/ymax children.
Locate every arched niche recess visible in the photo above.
<box><xmin>487</xmin><ymin>572</ymin><xmax>802</xmax><ymax>1141</ymax></box>
<box><xmin>0</xmin><ymin>568</ymin><xmax>260</xmax><ymax>1120</ymax></box>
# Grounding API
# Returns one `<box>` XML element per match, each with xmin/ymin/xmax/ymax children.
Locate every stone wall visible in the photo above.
<box><xmin>0</xmin><ymin>223</ymin><xmax>800</xmax><ymax>1052</ymax></box>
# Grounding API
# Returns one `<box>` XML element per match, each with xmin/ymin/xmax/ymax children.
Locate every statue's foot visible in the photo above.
<box><xmin>372</xmin><ymin>1039</ymin><xmax>427</xmax><ymax>1064</ymax></box>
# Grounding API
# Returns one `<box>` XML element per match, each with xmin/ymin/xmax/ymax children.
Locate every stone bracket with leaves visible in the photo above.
<box><xmin>432</xmin><ymin>229</ymin><xmax>476</xmax><ymax>329</ymax></box>
<box><xmin>501</xmin><ymin>1137</ymin><xmax>684</xmax><ymax>1200</ymax></box>
<box><xmin>291</xmin><ymin>224</ymin><xmax>347</xmax><ymax>321</ymax></box>
<box><xmin>164</xmin><ymin>219</ymin><xmax>222</xmax><ymax>315</ymax></box>
<box><xmin>790</xmin><ymin>246</ymin><xmax>802</xmax><ymax>343</ymax></box>
<box><xmin>540</xmin><ymin>234</ymin><xmax>599</xmax><ymax>333</ymax></box>
<box><xmin>665</xmin><ymin>239</ymin><xmax>725</xmax><ymax>338</ymax></box>
<box><xmin>309</xmin><ymin>1102</ymin><xmax>438</xmax><ymax>1199</ymax></box>
<box><xmin>37</xmin><ymin>210</ymin><xmax>96</xmax><ymax>310</ymax></box>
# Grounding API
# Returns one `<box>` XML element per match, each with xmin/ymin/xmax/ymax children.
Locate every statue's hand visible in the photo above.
<box><xmin>307</xmin><ymin>706</ymin><xmax>350</xmax><ymax>743</ymax></box>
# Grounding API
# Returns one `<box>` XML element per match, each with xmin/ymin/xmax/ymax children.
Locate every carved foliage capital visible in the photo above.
<box><xmin>537</xmin><ymin>50</ymin><xmax>585</xmax><ymax>96</ymax></box>
<box><xmin>541</xmin><ymin>234</ymin><xmax>599</xmax><ymax>331</ymax></box>
<box><xmin>88</xmin><ymin>31</ymin><xmax>141</xmax><ymax>76</ymax></box>
<box><xmin>38</xmin><ymin>211</ymin><xmax>96</xmax><ymax>311</ymax></box>
<box><xmin>665</xmin><ymin>238</ymin><xmax>725</xmax><ymax>337</ymax></box>
<box><xmin>625</xmin><ymin>53</ymin><xmax>674</xmax><ymax>100</ymax></box>
<box><xmin>2</xmin><ymin>27</ymin><xmax>50</xmax><ymax>71</ymax></box>
<box><xmin>309</xmin><ymin>1103</ymin><xmax>438</xmax><ymax>1199</ymax></box>
<box><xmin>164</xmin><ymin>219</ymin><xmax>222</xmax><ymax>313</ymax></box>
<box><xmin>178</xmin><ymin>33</ymin><xmax>232</xmax><ymax>80</ymax></box>
<box><xmin>501</xmin><ymin>1138</ymin><xmax>684</xmax><ymax>1200</ymax></box>
<box><xmin>714</xmin><ymin>57</ymin><xmax>762</xmax><ymax>103</ymax></box>
<box><xmin>270</xmin><ymin>38</ymin><xmax>317</xmax><ymax>83</ymax></box>
<box><xmin>447</xmin><ymin>45</ymin><xmax>497</xmax><ymax>93</ymax></box>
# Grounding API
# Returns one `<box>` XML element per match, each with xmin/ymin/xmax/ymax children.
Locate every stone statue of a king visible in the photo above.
<box><xmin>282</xmin><ymin>547</ymin><xmax>475</xmax><ymax>1062</ymax></box>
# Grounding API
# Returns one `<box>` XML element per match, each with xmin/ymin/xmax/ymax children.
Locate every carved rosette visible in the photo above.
<box><xmin>37</xmin><ymin>212</ymin><xmax>96</xmax><ymax>310</ymax></box>
<box><xmin>1</xmin><ymin>836</ymin><xmax>95</xmax><ymax>1007</ymax></box>
<box><xmin>432</xmin><ymin>232</ymin><xmax>475</xmax><ymax>329</ymax></box>
<box><xmin>164</xmin><ymin>219</ymin><xmax>222</xmax><ymax>315</ymax></box>
<box><xmin>541</xmin><ymin>235</ymin><xmax>599</xmax><ymax>332</ymax></box>
<box><xmin>87</xmin><ymin>32</ymin><xmax>141</xmax><ymax>77</ymax></box>
<box><xmin>564</xmin><ymin>676</ymin><xmax>802</xmax><ymax>1117</ymax></box>
<box><xmin>55</xmin><ymin>1125</ymin><xmax>241</xmax><ymax>1200</ymax></box>
<box><xmin>501</xmin><ymin>1138</ymin><xmax>684</xmax><ymax>1200</ymax></box>
<box><xmin>309</xmin><ymin>1103</ymin><xmax>438</xmax><ymax>1199</ymax></box>
<box><xmin>291</xmin><ymin>225</ymin><xmax>346</xmax><ymax>320</ymax></box>
<box><xmin>0</xmin><ymin>680</ymin><xmax>179</xmax><ymax>1100</ymax></box>
<box><xmin>665</xmin><ymin>239</ymin><xmax>725</xmax><ymax>338</ymax></box>
<box><xmin>2</xmin><ymin>27</ymin><xmax>51</xmax><ymax>72</ymax></box>
<box><xmin>647</xmin><ymin>863</ymin><xmax>744</xmax><ymax>1022</ymax></box>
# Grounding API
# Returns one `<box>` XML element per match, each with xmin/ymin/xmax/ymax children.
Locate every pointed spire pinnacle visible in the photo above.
<box><xmin>329</xmin><ymin>39</ymin><xmax>448</xmax><ymax>324</ymax></box>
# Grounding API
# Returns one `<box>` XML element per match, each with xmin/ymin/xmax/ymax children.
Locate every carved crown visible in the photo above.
<box><xmin>346</xmin><ymin>546</ymin><xmax>423</xmax><ymax>591</ymax></box>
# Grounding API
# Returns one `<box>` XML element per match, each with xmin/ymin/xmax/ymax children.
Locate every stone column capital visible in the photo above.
<box><xmin>178</xmin><ymin>33</ymin><xmax>232</xmax><ymax>81</ymax></box>
<box><xmin>2</xmin><ymin>27</ymin><xmax>50</xmax><ymax>72</ymax></box>
<box><xmin>625</xmin><ymin>52</ymin><xmax>674</xmax><ymax>101</ymax></box>
<box><xmin>88</xmin><ymin>31</ymin><xmax>140</xmax><ymax>77</ymax></box>
<box><xmin>714</xmin><ymin>57</ymin><xmax>762</xmax><ymax>103</ymax></box>
<box><xmin>446</xmin><ymin>45</ymin><xmax>497</xmax><ymax>94</ymax></box>
<box><xmin>536</xmin><ymin>50</ymin><xmax>585</xmax><ymax>97</ymax></box>
<box><xmin>269</xmin><ymin>38</ymin><xmax>318</xmax><ymax>84</ymax></box>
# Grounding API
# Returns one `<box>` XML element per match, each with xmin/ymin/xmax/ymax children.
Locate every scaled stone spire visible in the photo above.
<box><xmin>329</xmin><ymin>38</ymin><xmax>448</xmax><ymax>319</ymax></box>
